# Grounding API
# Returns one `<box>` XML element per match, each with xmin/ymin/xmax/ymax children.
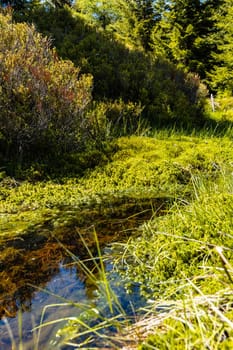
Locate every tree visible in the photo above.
<box><xmin>128</xmin><ymin>0</ymin><xmax>160</xmax><ymax>51</ymax></box>
<box><xmin>75</xmin><ymin>0</ymin><xmax>119</xmax><ymax>29</ymax></box>
<box><xmin>151</xmin><ymin>0</ymin><xmax>222</xmax><ymax>80</ymax></box>
<box><xmin>0</xmin><ymin>0</ymin><xmax>25</xmax><ymax>9</ymax></box>
<box><xmin>49</xmin><ymin>0</ymin><xmax>72</xmax><ymax>8</ymax></box>
<box><xmin>209</xmin><ymin>0</ymin><xmax>233</xmax><ymax>94</ymax></box>
<box><xmin>0</xmin><ymin>0</ymin><xmax>40</xmax><ymax>11</ymax></box>
<box><xmin>74</xmin><ymin>0</ymin><xmax>162</xmax><ymax>51</ymax></box>
<box><xmin>12</xmin><ymin>2</ymin><xmax>206</xmax><ymax>129</ymax></box>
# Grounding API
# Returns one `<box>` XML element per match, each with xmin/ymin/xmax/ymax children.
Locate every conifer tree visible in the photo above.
<box><xmin>209</xmin><ymin>0</ymin><xmax>233</xmax><ymax>93</ymax></box>
<box><xmin>152</xmin><ymin>0</ymin><xmax>222</xmax><ymax>80</ymax></box>
<box><xmin>0</xmin><ymin>0</ymin><xmax>41</xmax><ymax>9</ymax></box>
<box><xmin>50</xmin><ymin>0</ymin><xmax>72</xmax><ymax>8</ymax></box>
<box><xmin>75</xmin><ymin>0</ymin><xmax>164</xmax><ymax>51</ymax></box>
<box><xmin>128</xmin><ymin>0</ymin><xmax>159</xmax><ymax>51</ymax></box>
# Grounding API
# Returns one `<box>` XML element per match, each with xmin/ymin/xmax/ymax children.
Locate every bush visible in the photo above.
<box><xmin>23</xmin><ymin>6</ymin><xmax>207</xmax><ymax>128</ymax></box>
<box><xmin>0</xmin><ymin>12</ymin><xmax>93</xmax><ymax>162</ymax></box>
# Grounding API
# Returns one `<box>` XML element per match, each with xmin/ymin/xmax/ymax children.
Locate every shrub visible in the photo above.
<box><xmin>24</xmin><ymin>6</ymin><xmax>207</xmax><ymax>128</ymax></box>
<box><xmin>0</xmin><ymin>12</ymin><xmax>93</xmax><ymax>162</ymax></box>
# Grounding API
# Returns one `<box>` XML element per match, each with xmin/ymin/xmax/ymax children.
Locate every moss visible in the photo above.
<box><xmin>0</xmin><ymin>131</ymin><xmax>233</xmax><ymax>347</ymax></box>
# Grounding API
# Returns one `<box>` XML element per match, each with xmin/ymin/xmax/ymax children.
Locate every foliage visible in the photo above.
<box><xmin>0</xmin><ymin>12</ymin><xmax>93</xmax><ymax>162</ymax></box>
<box><xmin>161</xmin><ymin>1</ymin><xmax>221</xmax><ymax>78</ymax></box>
<box><xmin>206</xmin><ymin>93</ymin><xmax>233</xmax><ymax>123</ymax></box>
<box><xmin>0</xmin><ymin>127</ymin><xmax>233</xmax><ymax>347</ymax></box>
<box><xmin>124</xmin><ymin>184</ymin><xmax>232</xmax><ymax>293</ymax></box>
<box><xmin>1</xmin><ymin>132</ymin><xmax>232</xmax><ymax>236</ymax></box>
<box><xmin>209</xmin><ymin>0</ymin><xmax>233</xmax><ymax>94</ymax></box>
<box><xmin>73</xmin><ymin>0</ymin><xmax>223</xmax><ymax>84</ymax></box>
<box><xmin>116</xmin><ymin>157</ymin><xmax>233</xmax><ymax>347</ymax></box>
<box><xmin>75</xmin><ymin>0</ymin><xmax>123</xmax><ymax>31</ymax></box>
<box><xmin>73</xmin><ymin>0</ymin><xmax>231</xmax><ymax>93</ymax></box>
<box><xmin>3</xmin><ymin>0</ymin><xmax>233</xmax><ymax>97</ymax></box>
<box><xmin>0</xmin><ymin>0</ymin><xmax>233</xmax><ymax>346</ymax></box>
<box><xmin>23</xmin><ymin>6</ymin><xmax>207</xmax><ymax>127</ymax></box>
<box><xmin>74</xmin><ymin>0</ymin><xmax>154</xmax><ymax>50</ymax></box>
<box><xmin>86</xmin><ymin>99</ymin><xmax>146</xmax><ymax>139</ymax></box>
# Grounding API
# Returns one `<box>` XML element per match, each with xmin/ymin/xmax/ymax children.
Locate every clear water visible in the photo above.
<box><xmin>0</xmin><ymin>196</ymin><xmax>170</xmax><ymax>348</ymax></box>
<box><xmin>0</xmin><ymin>248</ymin><xmax>147</xmax><ymax>349</ymax></box>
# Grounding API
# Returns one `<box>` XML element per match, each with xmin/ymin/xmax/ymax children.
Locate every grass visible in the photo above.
<box><xmin>115</xmin><ymin>167</ymin><xmax>233</xmax><ymax>348</ymax></box>
<box><xmin>50</xmin><ymin>167</ymin><xmax>233</xmax><ymax>349</ymax></box>
<box><xmin>128</xmin><ymin>267</ymin><xmax>233</xmax><ymax>350</ymax></box>
<box><xmin>119</xmin><ymin>170</ymin><xmax>233</xmax><ymax>293</ymax></box>
<box><xmin>0</xmin><ymin>120</ymin><xmax>233</xmax><ymax>348</ymax></box>
<box><xmin>125</xmin><ymin>283</ymin><xmax>233</xmax><ymax>350</ymax></box>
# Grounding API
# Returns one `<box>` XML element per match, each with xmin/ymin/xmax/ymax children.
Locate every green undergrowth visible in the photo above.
<box><xmin>1</xmin><ymin>133</ymin><xmax>232</xmax><ymax>241</ymax></box>
<box><xmin>113</xmin><ymin>152</ymin><xmax>233</xmax><ymax>348</ymax></box>
<box><xmin>119</xmin><ymin>173</ymin><xmax>233</xmax><ymax>297</ymax></box>
<box><xmin>0</xmin><ymin>128</ymin><xmax>233</xmax><ymax>348</ymax></box>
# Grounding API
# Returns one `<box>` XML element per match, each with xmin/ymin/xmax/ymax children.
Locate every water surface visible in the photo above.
<box><xmin>0</xmin><ymin>195</ymin><xmax>171</xmax><ymax>348</ymax></box>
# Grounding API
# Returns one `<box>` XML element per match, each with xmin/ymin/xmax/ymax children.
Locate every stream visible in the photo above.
<box><xmin>0</xmin><ymin>196</ymin><xmax>171</xmax><ymax>349</ymax></box>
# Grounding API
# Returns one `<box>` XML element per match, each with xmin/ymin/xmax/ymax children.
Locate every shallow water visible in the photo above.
<box><xmin>0</xmin><ymin>263</ymin><xmax>87</xmax><ymax>349</ymax></box>
<box><xmin>0</xmin><ymin>196</ymin><xmax>171</xmax><ymax>348</ymax></box>
<box><xmin>0</xmin><ymin>243</ymin><xmax>145</xmax><ymax>349</ymax></box>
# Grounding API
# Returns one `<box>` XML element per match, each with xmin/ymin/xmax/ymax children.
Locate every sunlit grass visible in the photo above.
<box><xmin>116</xmin><ymin>170</ymin><xmax>233</xmax><ymax>348</ymax></box>
<box><xmin>2</xmin><ymin>132</ymin><xmax>231</xmax><ymax>244</ymax></box>
<box><xmin>1</xmin><ymin>125</ymin><xmax>233</xmax><ymax>348</ymax></box>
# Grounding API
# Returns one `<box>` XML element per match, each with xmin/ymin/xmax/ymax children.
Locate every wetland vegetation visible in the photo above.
<box><xmin>1</xmin><ymin>130</ymin><xmax>233</xmax><ymax>349</ymax></box>
<box><xmin>0</xmin><ymin>1</ymin><xmax>233</xmax><ymax>349</ymax></box>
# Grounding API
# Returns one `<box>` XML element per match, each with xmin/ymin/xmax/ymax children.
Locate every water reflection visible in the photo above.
<box><xmin>0</xmin><ymin>245</ymin><xmax>142</xmax><ymax>349</ymax></box>
<box><xmin>0</xmin><ymin>263</ymin><xmax>88</xmax><ymax>349</ymax></box>
<box><xmin>0</xmin><ymin>196</ymin><xmax>171</xmax><ymax>348</ymax></box>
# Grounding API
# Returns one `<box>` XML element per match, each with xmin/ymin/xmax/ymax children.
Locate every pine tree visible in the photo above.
<box><xmin>152</xmin><ymin>0</ymin><xmax>222</xmax><ymax>80</ymax></box>
<box><xmin>129</xmin><ymin>0</ymin><xmax>159</xmax><ymax>51</ymax></box>
<box><xmin>74</xmin><ymin>0</ymin><xmax>119</xmax><ymax>29</ymax></box>
<box><xmin>50</xmin><ymin>0</ymin><xmax>72</xmax><ymax>8</ymax></box>
<box><xmin>209</xmin><ymin>0</ymin><xmax>233</xmax><ymax>93</ymax></box>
